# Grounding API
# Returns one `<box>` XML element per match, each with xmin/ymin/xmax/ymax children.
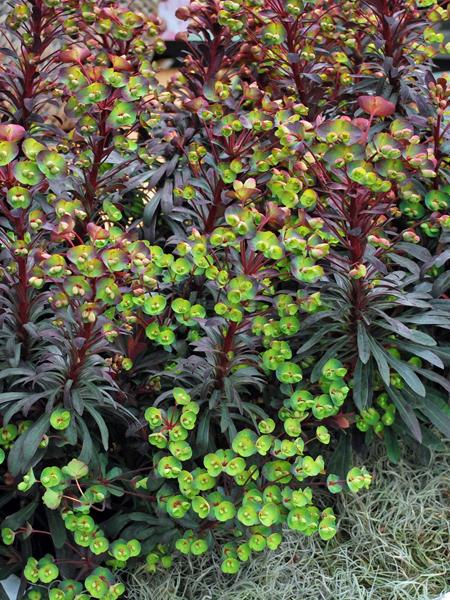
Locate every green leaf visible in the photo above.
<box><xmin>0</xmin><ymin>493</ymin><xmax>14</xmax><ymax>512</ymax></box>
<box><xmin>424</xmin><ymin>248</ymin><xmax>450</xmax><ymax>270</ymax></box>
<box><xmin>386</xmin><ymin>387</ymin><xmax>422</xmax><ymax>442</ymax></box>
<box><xmin>383</xmin><ymin>428</ymin><xmax>400</xmax><ymax>464</ymax></box>
<box><xmin>357</xmin><ymin>321</ymin><xmax>370</xmax><ymax>364</ymax></box>
<box><xmin>417</xmin><ymin>390</ymin><xmax>450</xmax><ymax>438</ymax></box>
<box><xmin>0</xmin><ymin>393</ymin><xmax>47</xmax><ymax>425</ymax></box>
<box><xmin>417</xmin><ymin>365</ymin><xmax>450</xmax><ymax>392</ymax></box>
<box><xmin>7</xmin><ymin>414</ymin><xmax>50</xmax><ymax>476</ymax></box>
<box><xmin>432</xmin><ymin>271</ymin><xmax>450</xmax><ymax>297</ymax></box>
<box><xmin>418</xmin><ymin>426</ymin><xmax>445</xmax><ymax>451</ymax></box>
<box><xmin>63</xmin><ymin>459</ymin><xmax>89</xmax><ymax>479</ymax></box>
<box><xmin>368</xmin><ymin>337</ymin><xmax>390</xmax><ymax>386</ymax></box>
<box><xmin>2</xmin><ymin>501</ymin><xmax>38</xmax><ymax>530</ymax></box>
<box><xmin>384</xmin><ymin>352</ymin><xmax>426</xmax><ymax>397</ymax></box>
<box><xmin>84</xmin><ymin>405</ymin><xmax>109</xmax><ymax>450</ymax></box>
<box><xmin>396</xmin><ymin>242</ymin><xmax>431</xmax><ymax>262</ymax></box>
<box><xmin>196</xmin><ymin>412</ymin><xmax>211</xmax><ymax>454</ymax></box>
<box><xmin>375</xmin><ymin>310</ymin><xmax>436</xmax><ymax>347</ymax></box>
<box><xmin>431</xmin><ymin>346</ymin><xmax>450</xmax><ymax>367</ymax></box>
<box><xmin>353</xmin><ymin>358</ymin><xmax>372</xmax><ymax>410</ymax></box>
<box><xmin>296</xmin><ymin>322</ymin><xmax>336</xmax><ymax>355</ymax></box>
<box><xmin>395</xmin><ymin>342</ymin><xmax>444</xmax><ymax>369</ymax></box>
<box><xmin>142</xmin><ymin>191</ymin><xmax>161</xmax><ymax>237</ymax></box>
<box><xmin>327</xmin><ymin>433</ymin><xmax>352</xmax><ymax>480</ymax></box>
<box><xmin>46</xmin><ymin>509</ymin><xmax>67</xmax><ymax>548</ymax></box>
<box><xmin>389</xmin><ymin>253</ymin><xmax>420</xmax><ymax>276</ymax></box>
<box><xmin>401</xmin><ymin>313</ymin><xmax>450</xmax><ymax>328</ymax></box>
<box><xmin>76</xmin><ymin>415</ymin><xmax>94</xmax><ymax>465</ymax></box>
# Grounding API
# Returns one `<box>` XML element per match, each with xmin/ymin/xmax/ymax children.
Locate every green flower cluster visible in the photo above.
<box><xmin>1</xmin><ymin>0</ymin><xmax>450</xmax><ymax>597</ymax></box>
<box><xmin>148</xmin><ymin>384</ymin><xmax>369</xmax><ymax>574</ymax></box>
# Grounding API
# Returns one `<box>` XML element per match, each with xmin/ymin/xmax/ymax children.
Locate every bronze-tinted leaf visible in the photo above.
<box><xmin>358</xmin><ymin>95</ymin><xmax>395</xmax><ymax>117</ymax></box>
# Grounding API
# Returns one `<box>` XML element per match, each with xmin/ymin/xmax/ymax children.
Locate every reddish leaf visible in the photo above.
<box><xmin>358</xmin><ymin>95</ymin><xmax>395</xmax><ymax>117</ymax></box>
<box><xmin>0</xmin><ymin>124</ymin><xmax>26</xmax><ymax>142</ymax></box>
<box><xmin>352</xmin><ymin>117</ymin><xmax>370</xmax><ymax>131</ymax></box>
<box><xmin>109</xmin><ymin>54</ymin><xmax>133</xmax><ymax>72</ymax></box>
<box><xmin>330</xmin><ymin>414</ymin><xmax>351</xmax><ymax>429</ymax></box>
<box><xmin>183</xmin><ymin>97</ymin><xmax>209</xmax><ymax>112</ymax></box>
<box><xmin>59</xmin><ymin>47</ymin><xmax>91</xmax><ymax>64</ymax></box>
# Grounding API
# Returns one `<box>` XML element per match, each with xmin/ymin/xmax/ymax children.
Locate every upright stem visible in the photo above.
<box><xmin>19</xmin><ymin>1</ymin><xmax>44</xmax><ymax>125</ymax></box>
<box><xmin>16</xmin><ymin>256</ymin><xmax>30</xmax><ymax>353</ymax></box>
<box><xmin>68</xmin><ymin>322</ymin><xmax>94</xmax><ymax>384</ymax></box>
<box><xmin>432</xmin><ymin>111</ymin><xmax>443</xmax><ymax>188</ymax></box>
<box><xmin>84</xmin><ymin>112</ymin><xmax>109</xmax><ymax>218</ymax></box>
<box><xmin>204</xmin><ymin>180</ymin><xmax>225</xmax><ymax>234</ymax></box>
<box><xmin>348</xmin><ymin>194</ymin><xmax>366</xmax><ymax>265</ymax></box>
<box><xmin>214</xmin><ymin>322</ymin><xmax>238</xmax><ymax>389</ymax></box>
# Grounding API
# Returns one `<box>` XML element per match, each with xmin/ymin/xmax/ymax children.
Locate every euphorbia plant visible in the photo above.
<box><xmin>0</xmin><ymin>0</ymin><xmax>370</xmax><ymax>592</ymax></box>
<box><xmin>152</xmin><ymin>0</ymin><xmax>450</xmax><ymax>461</ymax></box>
<box><xmin>0</xmin><ymin>0</ymin><xmax>450</xmax><ymax>597</ymax></box>
<box><xmin>0</xmin><ymin>0</ymin><xmax>171</xmax><ymax>594</ymax></box>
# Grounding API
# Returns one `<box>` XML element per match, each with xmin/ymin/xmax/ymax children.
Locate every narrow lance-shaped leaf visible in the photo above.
<box><xmin>374</xmin><ymin>309</ymin><xmax>437</xmax><ymax>347</ymax></box>
<box><xmin>384</xmin><ymin>351</ymin><xmax>426</xmax><ymax>397</ymax></box>
<box><xmin>356</xmin><ymin>321</ymin><xmax>370</xmax><ymax>364</ymax></box>
<box><xmin>353</xmin><ymin>358</ymin><xmax>372</xmax><ymax>411</ymax></box>
<box><xmin>386</xmin><ymin>387</ymin><xmax>422</xmax><ymax>442</ymax></box>
<box><xmin>8</xmin><ymin>414</ymin><xmax>50</xmax><ymax>476</ymax></box>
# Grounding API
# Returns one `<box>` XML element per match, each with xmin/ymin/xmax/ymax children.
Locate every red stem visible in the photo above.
<box><xmin>214</xmin><ymin>322</ymin><xmax>239</xmax><ymax>388</ymax></box>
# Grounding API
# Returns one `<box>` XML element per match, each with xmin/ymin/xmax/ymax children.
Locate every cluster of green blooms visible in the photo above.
<box><xmin>0</xmin><ymin>1</ymin><xmax>169</xmax><ymax>594</ymax></box>
<box><xmin>1</xmin><ymin>0</ymin><xmax>450</xmax><ymax>596</ymax></box>
<box><xmin>0</xmin><ymin>422</ymin><xmax>20</xmax><ymax>448</ymax></box>
<box><xmin>40</xmin><ymin>231</ymin><xmax>180</xmax><ymax>341</ymax></box>
<box><xmin>0</xmin><ymin>0</ymin><xmax>165</xmax><ymax>328</ymax></box>
<box><xmin>23</xmin><ymin>556</ymin><xmax>60</xmax><ymax>586</ymax></box>
<box><xmin>271</xmin><ymin>111</ymin><xmax>449</xmax><ymax>233</ymax></box>
<box><xmin>355</xmin><ymin>351</ymin><xmax>424</xmax><ymax>436</ymax></box>
<box><xmin>2</xmin><ymin>454</ymin><xmax>141</xmax><ymax>599</ymax></box>
<box><xmin>162</xmin><ymin>0</ymin><xmax>450</xmax><ymax>488</ymax></box>
<box><xmin>144</xmin><ymin>377</ymin><xmax>370</xmax><ymax>574</ymax></box>
<box><xmin>0</xmin><ymin>413</ymin><xmax>371</xmax><ymax>589</ymax></box>
<box><xmin>23</xmin><ymin>562</ymin><xmax>125</xmax><ymax>600</ymax></box>
<box><xmin>208</xmin><ymin>0</ymin><xmax>450</xmax><ymax>232</ymax></box>
<box><xmin>356</xmin><ymin>393</ymin><xmax>397</xmax><ymax>434</ymax></box>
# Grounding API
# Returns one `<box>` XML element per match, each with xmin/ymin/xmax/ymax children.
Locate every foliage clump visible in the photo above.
<box><xmin>126</xmin><ymin>448</ymin><xmax>450</xmax><ymax>600</ymax></box>
<box><xmin>0</xmin><ymin>0</ymin><xmax>449</xmax><ymax>597</ymax></box>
